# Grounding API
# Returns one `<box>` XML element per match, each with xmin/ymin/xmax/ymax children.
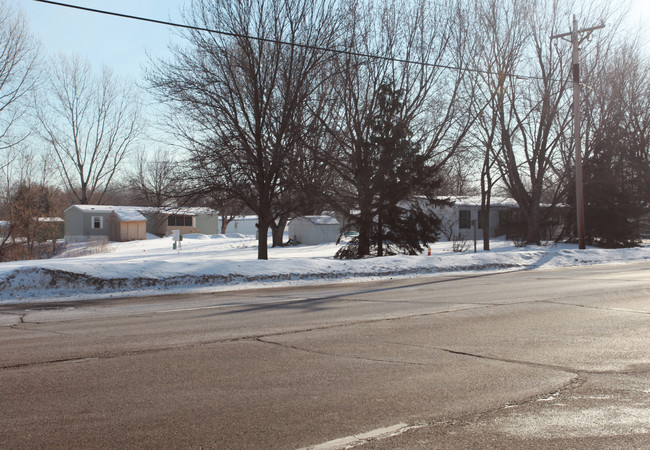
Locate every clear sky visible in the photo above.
<box><xmin>16</xmin><ymin>0</ymin><xmax>186</xmax><ymax>82</ymax></box>
<box><xmin>624</xmin><ymin>0</ymin><xmax>650</xmax><ymax>44</ymax></box>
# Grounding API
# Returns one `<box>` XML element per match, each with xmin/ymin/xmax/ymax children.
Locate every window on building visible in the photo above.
<box><xmin>167</xmin><ymin>215</ymin><xmax>193</xmax><ymax>227</ymax></box>
<box><xmin>478</xmin><ymin>210</ymin><xmax>483</xmax><ymax>229</ymax></box>
<box><xmin>91</xmin><ymin>216</ymin><xmax>103</xmax><ymax>229</ymax></box>
<box><xmin>459</xmin><ymin>210</ymin><xmax>471</xmax><ymax>229</ymax></box>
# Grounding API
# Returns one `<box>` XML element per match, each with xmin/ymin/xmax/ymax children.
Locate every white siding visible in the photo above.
<box><xmin>289</xmin><ymin>216</ymin><xmax>340</xmax><ymax>245</ymax></box>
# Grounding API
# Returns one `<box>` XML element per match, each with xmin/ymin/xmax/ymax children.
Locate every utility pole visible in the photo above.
<box><xmin>551</xmin><ymin>16</ymin><xmax>604</xmax><ymax>250</ymax></box>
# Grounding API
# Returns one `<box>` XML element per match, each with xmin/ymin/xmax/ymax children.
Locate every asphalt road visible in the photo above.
<box><xmin>0</xmin><ymin>263</ymin><xmax>649</xmax><ymax>449</ymax></box>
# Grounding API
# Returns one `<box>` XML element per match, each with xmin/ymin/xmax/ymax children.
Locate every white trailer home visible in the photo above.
<box><xmin>288</xmin><ymin>216</ymin><xmax>340</xmax><ymax>245</ymax></box>
<box><xmin>433</xmin><ymin>196</ymin><xmax>520</xmax><ymax>241</ymax></box>
<box><xmin>218</xmin><ymin>215</ymin><xmax>259</xmax><ymax>236</ymax></box>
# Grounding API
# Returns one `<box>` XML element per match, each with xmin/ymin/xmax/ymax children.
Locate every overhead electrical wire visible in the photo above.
<box><xmin>34</xmin><ymin>0</ymin><xmax>561</xmax><ymax>83</ymax></box>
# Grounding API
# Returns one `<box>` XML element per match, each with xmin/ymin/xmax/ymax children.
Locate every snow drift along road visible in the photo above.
<box><xmin>1</xmin><ymin>234</ymin><xmax>648</xmax><ymax>304</ymax></box>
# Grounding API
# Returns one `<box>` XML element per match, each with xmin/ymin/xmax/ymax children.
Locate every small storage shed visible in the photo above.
<box><xmin>108</xmin><ymin>210</ymin><xmax>147</xmax><ymax>242</ymax></box>
<box><xmin>289</xmin><ymin>215</ymin><xmax>340</xmax><ymax>245</ymax></box>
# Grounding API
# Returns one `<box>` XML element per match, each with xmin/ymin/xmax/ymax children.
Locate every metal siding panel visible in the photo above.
<box><xmin>195</xmin><ymin>214</ymin><xmax>219</xmax><ymax>235</ymax></box>
<box><xmin>65</xmin><ymin>207</ymin><xmax>86</xmax><ymax>237</ymax></box>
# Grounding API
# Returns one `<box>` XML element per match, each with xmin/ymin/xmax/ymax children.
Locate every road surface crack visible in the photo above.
<box><xmin>255</xmin><ymin>337</ymin><xmax>430</xmax><ymax>366</ymax></box>
<box><xmin>543</xmin><ymin>300</ymin><xmax>650</xmax><ymax>315</ymax></box>
<box><xmin>253</xmin><ymin>337</ymin><xmax>594</xmax><ymax>376</ymax></box>
<box><xmin>381</xmin><ymin>340</ymin><xmax>583</xmax><ymax>375</ymax></box>
<box><xmin>4</xmin><ymin>312</ymin><xmax>26</xmax><ymax>329</ymax></box>
<box><xmin>436</xmin><ymin>347</ymin><xmax>580</xmax><ymax>374</ymax></box>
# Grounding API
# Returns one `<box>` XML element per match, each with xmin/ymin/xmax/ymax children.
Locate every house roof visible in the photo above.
<box><xmin>65</xmin><ymin>205</ymin><xmax>219</xmax><ymax>216</ymax></box>
<box><xmin>112</xmin><ymin>210</ymin><xmax>146</xmax><ymax>222</ymax></box>
<box><xmin>66</xmin><ymin>204</ymin><xmax>124</xmax><ymax>214</ymax></box>
<box><xmin>446</xmin><ymin>196</ymin><xmax>562</xmax><ymax>209</ymax></box>
<box><xmin>447</xmin><ymin>196</ymin><xmax>520</xmax><ymax>208</ymax></box>
<box><xmin>156</xmin><ymin>207</ymin><xmax>218</xmax><ymax>216</ymax></box>
<box><xmin>299</xmin><ymin>215</ymin><xmax>340</xmax><ymax>225</ymax></box>
<box><xmin>228</xmin><ymin>215</ymin><xmax>258</xmax><ymax>221</ymax></box>
<box><xmin>38</xmin><ymin>217</ymin><xmax>64</xmax><ymax>222</ymax></box>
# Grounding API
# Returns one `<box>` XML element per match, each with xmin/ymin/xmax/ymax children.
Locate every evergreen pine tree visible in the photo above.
<box><xmin>336</xmin><ymin>82</ymin><xmax>447</xmax><ymax>258</ymax></box>
<box><xmin>571</xmin><ymin>121</ymin><xmax>648</xmax><ymax>248</ymax></box>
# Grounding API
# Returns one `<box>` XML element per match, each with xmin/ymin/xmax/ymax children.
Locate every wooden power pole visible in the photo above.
<box><xmin>551</xmin><ymin>16</ymin><xmax>604</xmax><ymax>250</ymax></box>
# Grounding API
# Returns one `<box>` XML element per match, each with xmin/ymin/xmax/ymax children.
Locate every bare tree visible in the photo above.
<box><xmin>0</xmin><ymin>147</ymin><xmax>65</xmax><ymax>261</ymax></box>
<box><xmin>469</xmin><ymin>0</ymin><xmax>529</xmax><ymax>249</ymax></box>
<box><xmin>0</xmin><ymin>147</ymin><xmax>17</xmax><ymax>259</ymax></box>
<box><xmin>201</xmin><ymin>192</ymin><xmax>247</xmax><ymax>235</ymax></box>
<box><xmin>477</xmin><ymin>0</ymin><xmax>621</xmax><ymax>245</ymax></box>
<box><xmin>37</xmin><ymin>56</ymin><xmax>141</xmax><ymax>205</ymax></box>
<box><xmin>316</xmin><ymin>0</ymin><xmax>476</xmax><ymax>256</ymax></box>
<box><xmin>0</xmin><ymin>0</ymin><xmax>39</xmax><ymax>151</ymax></box>
<box><xmin>148</xmin><ymin>0</ymin><xmax>341</xmax><ymax>259</ymax></box>
<box><xmin>437</xmin><ymin>151</ymin><xmax>480</xmax><ymax>197</ymax></box>
<box><xmin>580</xmin><ymin>37</ymin><xmax>648</xmax><ymax>167</ymax></box>
<box><xmin>128</xmin><ymin>148</ymin><xmax>177</xmax><ymax>208</ymax></box>
<box><xmin>499</xmin><ymin>0</ymin><xmax>573</xmax><ymax>245</ymax></box>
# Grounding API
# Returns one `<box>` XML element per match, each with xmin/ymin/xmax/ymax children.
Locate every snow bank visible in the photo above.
<box><xmin>0</xmin><ymin>236</ymin><xmax>648</xmax><ymax>304</ymax></box>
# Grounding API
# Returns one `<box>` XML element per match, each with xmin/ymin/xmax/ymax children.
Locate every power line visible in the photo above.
<box><xmin>34</xmin><ymin>0</ymin><xmax>555</xmax><ymax>83</ymax></box>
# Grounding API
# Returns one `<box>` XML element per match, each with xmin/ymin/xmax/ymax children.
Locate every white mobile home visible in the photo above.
<box><xmin>218</xmin><ymin>215</ymin><xmax>259</xmax><ymax>236</ymax></box>
<box><xmin>289</xmin><ymin>216</ymin><xmax>340</xmax><ymax>245</ymax></box>
<box><xmin>434</xmin><ymin>196</ymin><xmax>520</xmax><ymax>241</ymax></box>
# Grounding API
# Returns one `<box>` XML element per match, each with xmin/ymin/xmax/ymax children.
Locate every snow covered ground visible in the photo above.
<box><xmin>1</xmin><ymin>233</ymin><xmax>649</xmax><ymax>304</ymax></box>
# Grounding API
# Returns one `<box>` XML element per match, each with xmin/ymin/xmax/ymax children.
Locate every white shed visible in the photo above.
<box><xmin>289</xmin><ymin>216</ymin><xmax>340</xmax><ymax>245</ymax></box>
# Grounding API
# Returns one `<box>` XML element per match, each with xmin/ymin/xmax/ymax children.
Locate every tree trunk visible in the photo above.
<box><xmin>357</xmin><ymin>226</ymin><xmax>370</xmax><ymax>257</ymax></box>
<box><xmin>525</xmin><ymin>205</ymin><xmax>542</xmax><ymax>245</ymax></box>
<box><xmin>80</xmin><ymin>183</ymin><xmax>88</xmax><ymax>205</ymax></box>
<box><xmin>481</xmin><ymin>204</ymin><xmax>490</xmax><ymax>251</ymax></box>
<box><xmin>220</xmin><ymin>210</ymin><xmax>229</xmax><ymax>234</ymax></box>
<box><xmin>356</xmin><ymin>202</ymin><xmax>372</xmax><ymax>257</ymax></box>
<box><xmin>376</xmin><ymin>212</ymin><xmax>384</xmax><ymax>257</ymax></box>
<box><xmin>480</xmin><ymin>169</ymin><xmax>491</xmax><ymax>251</ymax></box>
<box><xmin>257</xmin><ymin>221</ymin><xmax>269</xmax><ymax>260</ymax></box>
<box><xmin>272</xmin><ymin>215</ymin><xmax>288</xmax><ymax>247</ymax></box>
<box><xmin>257</xmin><ymin>203</ymin><xmax>273</xmax><ymax>260</ymax></box>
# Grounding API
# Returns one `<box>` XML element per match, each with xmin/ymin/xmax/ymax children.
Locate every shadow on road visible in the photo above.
<box><xmin>208</xmin><ymin>270</ymin><xmax>521</xmax><ymax>317</ymax></box>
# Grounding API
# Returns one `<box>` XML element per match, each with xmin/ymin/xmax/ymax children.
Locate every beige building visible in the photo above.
<box><xmin>108</xmin><ymin>210</ymin><xmax>147</xmax><ymax>242</ymax></box>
